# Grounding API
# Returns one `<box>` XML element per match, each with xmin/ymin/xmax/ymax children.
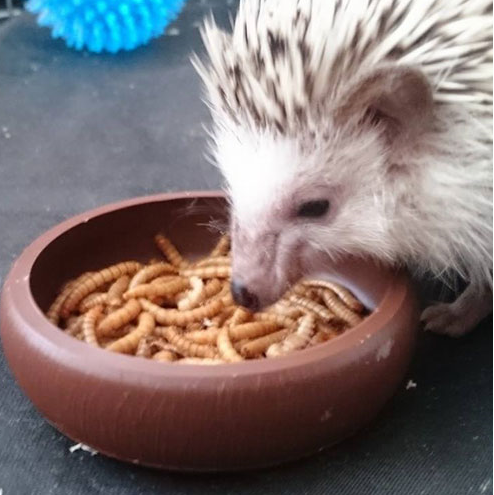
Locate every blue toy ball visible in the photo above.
<box><xmin>26</xmin><ymin>0</ymin><xmax>186</xmax><ymax>53</ymax></box>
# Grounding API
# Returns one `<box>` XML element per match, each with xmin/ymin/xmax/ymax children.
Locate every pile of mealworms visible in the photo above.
<box><xmin>46</xmin><ymin>234</ymin><xmax>367</xmax><ymax>364</ymax></box>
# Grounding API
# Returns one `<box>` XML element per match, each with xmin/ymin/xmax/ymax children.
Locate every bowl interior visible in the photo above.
<box><xmin>30</xmin><ymin>195</ymin><xmax>388</xmax><ymax>319</ymax></box>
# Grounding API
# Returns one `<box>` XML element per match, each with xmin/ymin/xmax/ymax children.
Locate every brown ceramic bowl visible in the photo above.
<box><xmin>0</xmin><ymin>191</ymin><xmax>418</xmax><ymax>472</ymax></box>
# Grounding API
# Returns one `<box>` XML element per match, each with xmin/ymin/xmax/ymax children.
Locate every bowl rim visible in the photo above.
<box><xmin>2</xmin><ymin>190</ymin><xmax>411</xmax><ymax>380</ymax></box>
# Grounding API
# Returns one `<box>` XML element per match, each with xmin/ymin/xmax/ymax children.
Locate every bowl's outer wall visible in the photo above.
<box><xmin>0</xmin><ymin>193</ymin><xmax>419</xmax><ymax>471</ymax></box>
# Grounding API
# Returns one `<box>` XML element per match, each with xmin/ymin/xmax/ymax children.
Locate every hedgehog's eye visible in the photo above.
<box><xmin>297</xmin><ymin>200</ymin><xmax>330</xmax><ymax>218</ymax></box>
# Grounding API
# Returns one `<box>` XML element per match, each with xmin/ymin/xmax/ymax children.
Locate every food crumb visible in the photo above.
<box><xmin>69</xmin><ymin>442</ymin><xmax>98</xmax><ymax>456</ymax></box>
<box><xmin>376</xmin><ymin>339</ymin><xmax>393</xmax><ymax>361</ymax></box>
<box><xmin>406</xmin><ymin>379</ymin><xmax>417</xmax><ymax>389</ymax></box>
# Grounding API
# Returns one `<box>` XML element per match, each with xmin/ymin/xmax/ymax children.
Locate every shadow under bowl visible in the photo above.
<box><xmin>0</xmin><ymin>191</ymin><xmax>419</xmax><ymax>471</ymax></box>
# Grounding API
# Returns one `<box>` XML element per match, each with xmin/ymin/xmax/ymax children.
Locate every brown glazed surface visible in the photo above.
<box><xmin>0</xmin><ymin>191</ymin><xmax>419</xmax><ymax>471</ymax></box>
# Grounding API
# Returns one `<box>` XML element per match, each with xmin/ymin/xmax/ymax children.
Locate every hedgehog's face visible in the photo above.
<box><xmin>212</xmin><ymin>67</ymin><xmax>433</xmax><ymax>310</ymax></box>
<box><xmin>214</xmin><ymin>125</ymin><xmax>392</xmax><ymax>310</ymax></box>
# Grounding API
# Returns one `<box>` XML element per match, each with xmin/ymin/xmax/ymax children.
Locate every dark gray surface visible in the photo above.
<box><xmin>0</xmin><ymin>5</ymin><xmax>492</xmax><ymax>495</ymax></box>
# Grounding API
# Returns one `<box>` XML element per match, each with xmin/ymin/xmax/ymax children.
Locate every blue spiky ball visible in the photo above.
<box><xmin>26</xmin><ymin>0</ymin><xmax>186</xmax><ymax>53</ymax></box>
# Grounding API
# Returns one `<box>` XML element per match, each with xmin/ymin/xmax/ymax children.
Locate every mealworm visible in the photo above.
<box><xmin>98</xmin><ymin>324</ymin><xmax>134</xmax><ymax>347</ymax></box>
<box><xmin>267</xmin><ymin>300</ymin><xmax>303</xmax><ymax>319</ymax></box>
<box><xmin>319</xmin><ymin>290</ymin><xmax>363</xmax><ymax>327</ymax></box>
<box><xmin>206</xmin><ymin>282</ymin><xmax>229</xmax><ymax>304</ymax></box>
<box><xmin>176</xmin><ymin>358</ymin><xmax>225</xmax><ymax>365</ymax></box>
<box><xmin>129</xmin><ymin>262</ymin><xmax>177</xmax><ymax>289</ymax></box>
<box><xmin>61</xmin><ymin>261</ymin><xmax>142</xmax><ymax>317</ymax></box>
<box><xmin>217</xmin><ymin>327</ymin><xmax>243</xmax><ymax>362</ymax></box>
<box><xmin>47</xmin><ymin>271</ymin><xmax>95</xmax><ymax>324</ymax></box>
<box><xmin>220</xmin><ymin>291</ymin><xmax>235</xmax><ymax>307</ymax></box>
<box><xmin>253</xmin><ymin>312</ymin><xmax>297</xmax><ymax>330</ymax></box>
<box><xmin>59</xmin><ymin>279</ymin><xmax>76</xmax><ymax>293</ymax></box>
<box><xmin>228</xmin><ymin>321</ymin><xmax>280</xmax><ymax>341</ymax></box>
<box><xmin>177</xmin><ymin>276</ymin><xmax>204</xmax><ymax>310</ymax></box>
<box><xmin>315</xmin><ymin>321</ymin><xmax>341</xmax><ymax>339</ymax></box>
<box><xmin>265</xmin><ymin>343</ymin><xmax>283</xmax><ymax>357</ymax></box>
<box><xmin>156</xmin><ymin>326</ymin><xmax>218</xmax><ymax>358</ymax></box>
<box><xmin>209</xmin><ymin>235</ymin><xmax>230</xmax><ymax>257</ymax></box>
<box><xmin>82</xmin><ymin>305</ymin><xmax>104</xmax><ymax>347</ymax></box>
<box><xmin>211</xmin><ymin>305</ymin><xmax>235</xmax><ymax>326</ymax></box>
<box><xmin>107</xmin><ymin>275</ymin><xmax>130</xmax><ymax>306</ymax></box>
<box><xmin>202</xmin><ymin>278</ymin><xmax>224</xmax><ymax>299</ymax></box>
<box><xmin>153</xmin><ymin>341</ymin><xmax>180</xmax><ymax>356</ymax></box>
<box><xmin>154</xmin><ymin>234</ymin><xmax>188</xmax><ymax>268</ymax></box>
<box><xmin>186</xmin><ymin>321</ymin><xmax>203</xmax><ymax>331</ymax></box>
<box><xmin>136</xmin><ymin>336</ymin><xmax>152</xmax><ymax>358</ymax></box>
<box><xmin>239</xmin><ymin>329</ymin><xmax>290</xmax><ymax>358</ymax></box>
<box><xmin>106</xmin><ymin>312</ymin><xmax>155</xmax><ymax>354</ymax></box>
<box><xmin>152</xmin><ymin>350</ymin><xmax>178</xmax><ymax>362</ymax></box>
<box><xmin>270</xmin><ymin>314</ymin><xmax>315</xmax><ymax>356</ymax></box>
<box><xmin>294</xmin><ymin>285</ymin><xmax>325</xmax><ymax>306</ymax></box>
<box><xmin>195</xmin><ymin>256</ymin><xmax>230</xmax><ymax>268</ymax></box>
<box><xmin>229</xmin><ymin>307</ymin><xmax>253</xmax><ymax>326</ymax></box>
<box><xmin>173</xmin><ymin>289</ymin><xmax>188</xmax><ymax>302</ymax></box>
<box><xmin>150</xmin><ymin>275</ymin><xmax>183</xmax><ymax>285</ymax></box>
<box><xmin>180</xmin><ymin>266</ymin><xmax>231</xmax><ymax>279</ymax></box>
<box><xmin>184</xmin><ymin>327</ymin><xmax>220</xmax><ymax>345</ymax></box>
<box><xmin>310</xmin><ymin>331</ymin><xmax>333</xmax><ymax>346</ymax></box>
<box><xmin>305</xmin><ymin>287</ymin><xmax>327</xmax><ymax>305</ymax></box>
<box><xmin>64</xmin><ymin>315</ymin><xmax>84</xmax><ymax>336</ymax></box>
<box><xmin>233</xmin><ymin>338</ymin><xmax>249</xmax><ymax>352</ymax></box>
<box><xmin>288</xmin><ymin>294</ymin><xmax>334</xmax><ymax>322</ymax></box>
<box><xmin>64</xmin><ymin>315</ymin><xmax>78</xmax><ymax>329</ymax></box>
<box><xmin>140</xmin><ymin>298</ymin><xmax>224</xmax><ymax>326</ymax></box>
<box><xmin>144</xmin><ymin>337</ymin><xmax>179</xmax><ymax>353</ymax></box>
<box><xmin>124</xmin><ymin>278</ymin><xmax>189</xmax><ymax>300</ymax></box>
<box><xmin>290</xmin><ymin>283</ymin><xmax>315</xmax><ymax>297</ymax></box>
<box><xmin>97</xmin><ymin>299</ymin><xmax>141</xmax><ymax>336</ymax></box>
<box><xmin>46</xmin><ymin>281</ymin><xmax>75</xmax><ymax>325</ymax></box>
<box><xmin>303</xmin><ymin>280</ymin><xmax>364</xmax><ymax>312</ymax></box>
<box><xmin>78</xmin><ymin>292</ymin><xmax>108</xmax><ymax>313</ymax></box>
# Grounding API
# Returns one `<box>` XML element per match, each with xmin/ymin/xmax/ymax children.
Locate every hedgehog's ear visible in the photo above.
<box><xmin>334</xmin><ymin>66</ymin><xmax>433</xmax><ymax>142</ymax></box>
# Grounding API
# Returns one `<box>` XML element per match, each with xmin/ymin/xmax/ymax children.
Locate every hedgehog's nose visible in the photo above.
<box><xmin>231</xmin><ymin>280</ymin><xmax>260</xmax><ymax>312</ymax></box>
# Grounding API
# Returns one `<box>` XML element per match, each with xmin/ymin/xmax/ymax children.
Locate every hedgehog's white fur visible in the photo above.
<box><xmin>194</xmin><ymin>0</ymin><xmax>493</xmax><ymax>336</ymax></box>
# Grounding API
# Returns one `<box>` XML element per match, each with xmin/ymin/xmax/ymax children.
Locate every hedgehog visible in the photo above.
<box><xmin>192</xmin><ymin>0</ymin><xmax>493</xmax><ymax>337</ymax></box>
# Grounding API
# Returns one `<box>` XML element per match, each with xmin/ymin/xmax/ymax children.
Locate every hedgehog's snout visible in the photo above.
<box><xmin>230</xmin><ymin>280</ymin><xmax>260</xmax><ymax>312</ymax></box>
<box><xmin>229</xmin><ymin>226</ymin><xmax>283</xmax><ymax>310</ymax></box>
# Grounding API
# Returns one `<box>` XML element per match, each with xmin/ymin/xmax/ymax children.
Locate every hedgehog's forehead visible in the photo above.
<box><xmin>216</xmin><ymin>128</ymin><xmax>306</xmax><ymax>223</ymax></box>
